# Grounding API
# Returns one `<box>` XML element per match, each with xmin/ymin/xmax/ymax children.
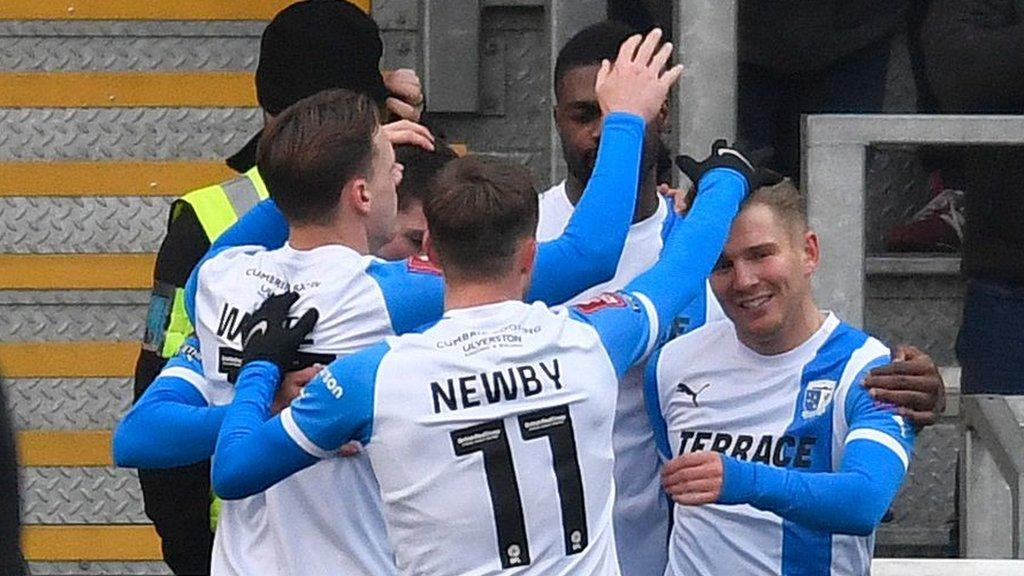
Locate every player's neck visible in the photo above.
<box><xmin>288</xmin><ymin>221</ymin><xmax>369</xmax><ymax>255</ymax></box>
<box><xmin>565</xmin><ymin>167</ymin><xmax>660</xmax><ymax>224</ymax></box>
<box><xmin>443</xmin><ymin>275</ymin><xmax>525</xmax><ymax>313</ymax></box>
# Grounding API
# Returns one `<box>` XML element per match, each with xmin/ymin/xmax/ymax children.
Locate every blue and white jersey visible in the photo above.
<box><xmin>208</xmin><ymin>166</ymin><xmax>748</xmax><ymax>576</ymax></box>
<box><xmin>647</xmin><ymin>313</ymin><xmax>915</xmax><ymax>576</ymax></box>
<box><xmin>282</xmin><ymin>299</ymin><xmax>646</xmax><ymax>575</ymax></box>
<box><xmin>192</xmin><ymin>243</ymin><xmax>440</xmax><ymax>576</ymax></box>
<box><xmin>536</xmin><ymin>182</ymin><xmax>725</xmax><ymax>576</ymax></box>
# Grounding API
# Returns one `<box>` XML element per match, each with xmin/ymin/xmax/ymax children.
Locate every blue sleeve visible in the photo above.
<box><xmin>625</xmin><ymin>168</ymin><xmax>747</xmax><ymax>344</ymax></box>
<box><xmin>366</xmin><ymin>259</ymin><xmax>445</xmax><ymax>334</ymax></box>
<box><xmin>719</xmin><ymin>368</ymin><xmax>915</xmax><ymax>535</ymax></box>
<box><xmin>526</xmin><ymin>112</ymin><xmax>644</xmax><ymax>305</ymax></box>
<box><xmin>211</xmin><ymin>361</ymin><xmax>318</xmax><ymax>500</ymax></box>
<box><xmin>643</xmin><ymin>347</ymin><xmax>672</xmax><ymax>460</ymax></box>
<box><xmin>568</xmin><ymin>293</ymin><xmax>653</xmax><ymax>378</ymax></box>
<box><xmin>112</xmin><ymin>338</ymin><xmax>227</xmax><ymax>468</ymax></box>
<box><xmin>184</xmin><ymin>199</ymin><xmax>289</xmax><ymax>323</ymax></box>
<box><xmin>212</xmin><ymin>344</ymin><xmax>385</xmax><ymax>499</ymax></box>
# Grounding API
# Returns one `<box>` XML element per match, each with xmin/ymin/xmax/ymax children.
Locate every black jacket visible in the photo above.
<box><xmin>921</xmin><ymin>0</ymin><xmax>1024</xmax><ymax>285</ymax></box>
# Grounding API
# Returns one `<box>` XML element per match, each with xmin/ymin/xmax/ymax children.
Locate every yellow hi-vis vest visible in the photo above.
<box><xmin>157</xmin><ymin>166</ymin><xmax>268</xmax><ymax>358</ymax></box>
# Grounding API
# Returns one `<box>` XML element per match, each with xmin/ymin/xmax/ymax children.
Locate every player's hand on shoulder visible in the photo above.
<box><xmin>595</xmin><ymin>28</ymin><xmax>683</xmax><ymax>122</ymax></box>
<box><xmin>863</xmin><ymin>344</ymin><xmax>946</xmax><ymax>428</ymax></box>
<box><xmin>240</xmin><ymin>291</ymin><xmax>319</xmax><ymax>372</ymax></box>
<box><xmin>674</xmin><ymin>140</ymin><xmax>768</xmax><ymax>194</ymax></box>
<box><xmin>661</xmin><ymin>451</ymin><xmax>723</xmax><ymax>506</ymax></box>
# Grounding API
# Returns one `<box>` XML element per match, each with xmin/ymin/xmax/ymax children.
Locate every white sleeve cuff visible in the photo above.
<box><xmin>845</xmin><ymin>428</ymin><xmax>910</xmax><ymax>471</ymax></box>
<box><xmin>280</xmin><ymin>407</ymin><xmax>334</xmax><ymax>459</ymax></box>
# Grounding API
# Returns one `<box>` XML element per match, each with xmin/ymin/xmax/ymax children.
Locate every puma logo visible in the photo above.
<box><xmin>676</xmin><ymin>382</ymin><xmax>710</xmax><ymax>407</ymax></box>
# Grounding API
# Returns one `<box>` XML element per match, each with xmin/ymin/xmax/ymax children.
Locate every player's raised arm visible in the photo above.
<box><xmin>571</xmin><ymin>142</ymin><xmax>754</xmax><ymax>377</ymax></box>
<box><xmin>528</xmin><ymin>29</ymin><xmax>683</xmax><ymax>304</ymax></box>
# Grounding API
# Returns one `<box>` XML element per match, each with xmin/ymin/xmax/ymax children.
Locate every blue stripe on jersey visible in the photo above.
<box><xmin>290</xmin><ymin>341</ymin><xmax>390</xmax><ymax>450</ymax></box>
<box><xmin>779</xmin><ymin>323</ymin><xmax>867</xmax><ymax>575</ymax></box>
<box><xmin>643</xmin><ymin>346</ymin><xmax>672</xmax><ymax>460</ymax></box>
<box><xmin>365</xmin><ymin>259</ymin><xmax>445</xmax><ymax>335</ymax></box>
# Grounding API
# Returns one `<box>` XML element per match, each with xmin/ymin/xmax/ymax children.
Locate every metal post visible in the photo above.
<box><xmin>803</xmin><ymin>139</ymin><xmax>867</xmax><ymax>326</ymax></box>
<box><xmin>547</xmin><ymin>0</ymin><xmax>605</xmax><ymax>183</ymax></box>
<box><xmin>675</xmin><ymin>0</ymin><xmax>737</xmax><ymax>160</ymax></box>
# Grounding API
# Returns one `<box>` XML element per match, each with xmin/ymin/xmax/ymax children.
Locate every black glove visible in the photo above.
<box><xmin>675</xmin><ymin>139</ymin><xmax>758</xmax><ymax>194</ymax></box>
<box><xmin>240</xmin><ymin>291</ymin><xmax>319</xmax><ymax>372</ymax></box>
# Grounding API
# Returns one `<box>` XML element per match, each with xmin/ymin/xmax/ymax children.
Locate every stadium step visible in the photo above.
<box><xmin>0</xmin><ymin>2</ymin><xmax>353</xmax><ymax>573</ymax></box>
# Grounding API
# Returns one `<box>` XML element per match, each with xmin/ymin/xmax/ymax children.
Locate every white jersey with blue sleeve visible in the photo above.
<box><xmin>213</xmin><ymin>164</ymin><xmax>744</xmax><ymax>574</ymax></box>
<box><xmin>536</xmin><ymin>183</ymin><xmax>726</xmax><ymax>576</ymax></box>
<box><xmin>283</xmin><ymin>299</ymin><xmax>635</xmax><ymax>576</ymax></box>
<box><xmin>191</xmin><ymin>243</ymin><xmax>447</xmax><ymax>576</ymax></box>
<box><xmin>646</xmin><ymin>313</ymin><xmax>915</xmax><ymax>576</ymax></box>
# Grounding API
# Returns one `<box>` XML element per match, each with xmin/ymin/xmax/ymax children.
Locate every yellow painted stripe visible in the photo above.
<box><xmin>0</xmin><ymin>341</ymin><xmax>139</xmax><ymax>378</ymax></box>
<box><xmin>0</xmin><ymin>254</ymin><xmax>154</xmax><ymax>290</ymax></box>
<box><xmin>1</xmin><ymin>0</ymin><xmax>368</xmax><ymax>20</ymax></box>
<box><xmin>18</xmin><ymin>430</ymin><xmax>114</xmax><ymax>467</ymax></box>
<box><xmin>0</xmin><ymin>72</ymin><xmax>256</xmax><ymax>107</ymax></box>
<box><xmin>23</xmin><ymin>525</ymin><xmax>162</xmax><ymax>562</ymax></box>
<box><xmin>0</xmin><ymin>161</ymin><xmax>235</xmax><ymax>197</ymax></box>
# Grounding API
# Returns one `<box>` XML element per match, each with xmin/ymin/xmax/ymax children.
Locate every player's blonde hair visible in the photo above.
<box><xmin>745</xmin><ymin>177</ymin><xmax>808</xmax><ymax>239</ymax></box>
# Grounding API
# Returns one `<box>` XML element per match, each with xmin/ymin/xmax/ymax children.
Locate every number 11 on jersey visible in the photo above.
<box><xmin>450</xmin><ymin>404</ymin><xmax>588</xmax><ymax>569</ymax></box>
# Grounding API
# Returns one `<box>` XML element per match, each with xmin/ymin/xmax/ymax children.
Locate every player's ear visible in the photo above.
<box><xmin>802</xmin><ymin>229</ymin><xmax>820</xmax><ymax>276</ymax></box>
<box><xmin>343</xmin><ymin>177</ymin><xmax>372</xmax><ymax>216</ymax></box>
<box><xmin>518</xmin><ymin>236</ymin><xmax>537</xmax><ymax>275</ymax></box>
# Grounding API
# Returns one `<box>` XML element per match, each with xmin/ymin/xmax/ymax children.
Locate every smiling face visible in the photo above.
<box><xmin>710</xmin><ymin>202</ymin><xmax>821</xmax><ymax>355</ymax></box>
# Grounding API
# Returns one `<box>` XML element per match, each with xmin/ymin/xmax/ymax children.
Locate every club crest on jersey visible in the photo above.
<box><xmin>574</xmin><ymin>293</ymin><xmax>627</xmax><ymax>314</ymax></box>
<box><xmin>801</xmin><ymin>380</ymin><xmax>835</xmax><ymax>419</ymax></box>
<box><xmin>406</xmin><ymin>254</ymin><xmax>442</xmax><ymax>275</ymax></box>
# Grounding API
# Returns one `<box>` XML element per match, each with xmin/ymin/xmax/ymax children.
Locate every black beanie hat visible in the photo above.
<box><xmin>255</xmin><ymin>0</ymin><xmax>388</xmax><ymax>116</ymax></box>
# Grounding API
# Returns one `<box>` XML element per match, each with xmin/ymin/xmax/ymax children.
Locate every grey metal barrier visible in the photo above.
<box><xmin>801</xmin><ymin>114</ymin><xmax>1024</xmax><ymax>327</ymax></box>
<box><xmin>960</xmin><ymin>396</ymin><xmax>1024</xmax><ymax>558</ymax></box>
<box><xmin>873</xmin><ymin>558</ymin><xmax>1024</xmax><ymax>575</ymax></box>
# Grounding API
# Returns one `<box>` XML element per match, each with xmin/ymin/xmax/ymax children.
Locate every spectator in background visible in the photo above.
<box><xmin>0</xmin><ymin>379</ymin><xmax>25</xmax><ymax>576</ymax></box>
<box><xmin>131</xmin><ymin>1</ymin><xmax>427</xmax><ymax>573</ymax></box>
<box><xmin>376</xmin><ymin>143</ymin><xmax>460</xmax><ymax>260</ymax></box>
<box><xmin>737</xmin><ymin>0</ymin><xmax>910</xmax><ymax>181</ymax></box>
<box><xmin>920</xmin><ymin>0</ymin><xmax>1024</xmax><ymax>394</ymax></box>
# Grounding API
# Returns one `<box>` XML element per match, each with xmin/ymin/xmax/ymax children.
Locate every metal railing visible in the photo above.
<box><xmin>960</xmin><ymin>396</ymin><xmax>1024</xmax><ymax>558</ymax></box>
<box><xmin>801</xmin><ymin>114</ymin><xmax>1024</xmax><ymax>327</ymax></box>
<box><xmin>873</xmin><ymin>558</ymin><xmax>1024</xmax><ymax>575</ymax></box>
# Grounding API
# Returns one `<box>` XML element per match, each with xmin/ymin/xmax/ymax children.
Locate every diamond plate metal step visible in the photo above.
<box><xmin>0</xmin><ymin>36</ymin><xmax>260</xmax><ymax>72</ymax></box>
<box><xmin>28</xmin><ymin>562</ymin><xmax>171</xmax><ymax>576</ymax></box>
<box><xmin>0</xmin><ymin>302</ymin><xmax>148</xmax><ymax>341</ymax></box>
<box><xmin>0</xmin><ymin>197</ymin><xmax>173</xmax><ymax>253</ymax></box>
<box><xmin>6</xmin><ymin>378</ymin><xmax>133</xmax><ymax>429</ymax></box>
<box><xmin>22</xmin><ymin>467</ymin><xmax>147</xmax><ymax>524</ymax></box>
<box><xmin>0</xmin><ymin>107</ymin><xmax>260</xmax><ymax>161</ymax></box>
